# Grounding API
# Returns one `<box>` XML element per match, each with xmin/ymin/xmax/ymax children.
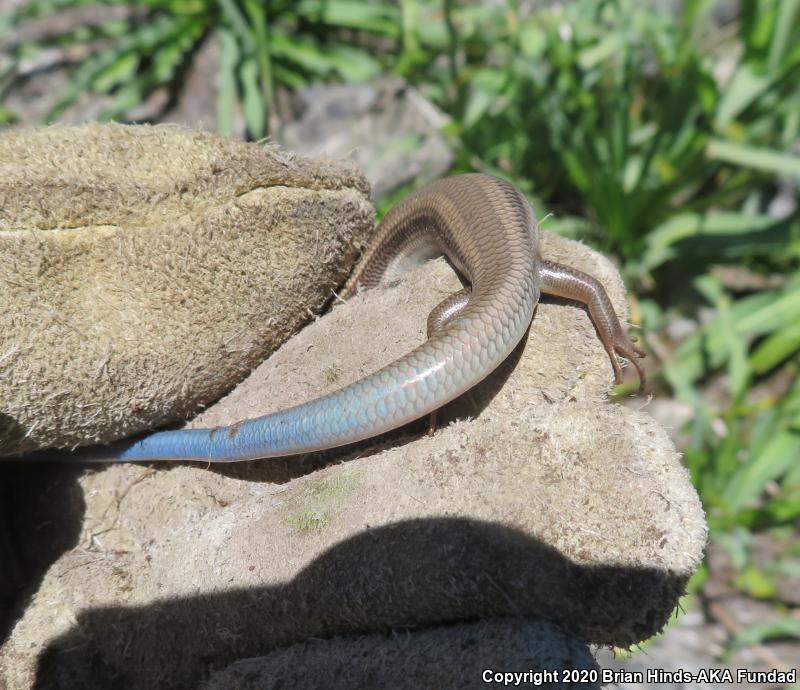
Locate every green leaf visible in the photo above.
<box><xmin>714</xmin><ymin>528</ymin><xmax>752</xmax><ymax>571</ymax></box>
<box><xmin>2</xmin><ymin>0</ymin><xmax>108</xmax><ymax>26</ymax></box>
<box><xmin>714</xmin><ymin>64</ymin><xmax>771</xmax><ymax>130</ymax></box>
<box><xmin>325</xmin><ymin>45</ymin><xmax>381</xmax><ymax>82</ymax></box>
<box><xmin>723</xmin><ymin>428</ymin><xmax>800</xmax><ymax>510</ymax></box>
<box><xmin>99</xmin><ymin>76</ymin><xmax>149</xmax><ymax>120</ymax></box>
<box><xmin>732</xmin><ymin>618</ymin><xmax>800</xmax><ymax>649</ymax></box>
<box><xmin>539</xmin><ymin>214</ymin><xmax>592</xmax><ymax>240</ymax></box>
<box><xmin>518</xmin><ymin>21</ymin><xmax>546</xmax><ymax>59</ymax></box>
<box><xmin>462</xmin><ymin>66</ymin><xmax>509</xmax><ymax>127</ymax></box>
<box><xmin>44</xmin><ymin>13</ymin><xmax>194</xmax><ymax>119</ymax></box>
<box><xmin>737</xmin><ymin>489</ymin><xmax>800</xmax><ymax>529</ymax></box>
<box><xmin>152</xmin><ymin>40</ymin><xmax>184</xmax><ymax>82</ymax></box>
<box><xmin>270</xmin><ymin>31</ymin><xmax>334</xmax><ymax>75</ymax></box>
<box><xmin>768</xmin><ymin>0</ymin><xmax>800</xmax><ymax>72</ymax></box>
<box><xmin>216</xmin><ymin>27</ymin><xmax>239</xmax><ymax>137</ymax></box>
<box><xmin>732</xmin><ymin>565</ymin><xmax>776</xmax><ymax>599</ymax></box>
<box><xmin>5</xmin><ymin>18</ymin><xmax>130</xmax><ymax>52</ymax></box>
<box><xmin>639</xmin><ymin>212</ymin><xmax>783</xmax><ymax>273</ymax></box>
<box><xmin>738</xmin><ymin>284</ymin><xmax>800</xmax><ymax>335</ymax></box>
<box><xmin>243</xmin><ymin>0</ymin><xmax>273</xmax><ymax>109</ymax></box>
<box><xmin>295</xmin><ymin>0</ymin><xmax>399</xmax><ymax>36</ymax></box>
<box><xmin>665</xmin><ymin>277</ymin><xmax>800</xmax><ymax>386</ymax></box>
<box><xmin>271</xmin><ymin>63</ymin><xmax>307</xmax><ymax>89</ymax></box>
<box><xmin>695</xmin><ymin>276</ymin><xmax>749</xmax><ymax>400</ymax></box>
<box><xmin>463</xmin><ymin>87</ymin><xmax>494</xmax><ymax>128</ymax></box>
<box><xmin>561</xmin><ymin>149</ymin><xmax>591</xmax><ymax>193</ymax></box>
<box><xmin>239</xmin><ymin>57</ymin><xmax>264</xmax><ymax>138</ymax></box>
<box><xmin>751</xmin><ymin>321</ymin><xmax>800</xmax><ymax>373</ymax></box>
<box><xmin>708</xmin><ymin>139</ymin><xmax>800</xmax><ymax>178</ymax></box>
<box><xmin>0</xmin><ymin>104</ymin><xmax>17</xmax><ymax>124</ymax></box>
<box><xmin>577</xmin><ymin>33</ymin><xmax>624</xmax><ymax>70</ymax></box>
<box><xmin>218</xmin><ymin>0</ymin><xmax>255</xmax><ymax>52</ymax></box>
<box><xmin>90</xmin><ymin>53</ymin><xmax>139</xmax><ymax>93</ymax></box>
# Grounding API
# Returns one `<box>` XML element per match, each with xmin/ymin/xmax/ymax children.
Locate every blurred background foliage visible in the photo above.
<box><xmin>2</xmin><ymin>0</ymin><xmax>799</xmax><ymax>655</ymax></box>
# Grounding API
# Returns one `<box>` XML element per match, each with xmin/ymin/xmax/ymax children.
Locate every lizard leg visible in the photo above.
<box><xmin>425</xmin><ymin>287</ymin><xmax>472</xmax><ymax>434</ymax></box>
<box><xmin>539</xmin><ymin>260</ymin><xmax>646</xmax><ymax>389</ymax></box>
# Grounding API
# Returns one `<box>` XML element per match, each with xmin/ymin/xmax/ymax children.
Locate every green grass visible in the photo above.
<box><xmin>0</xmin><ymin>0</ymin><xmax>399</xmax><ymax>138</ymax></box>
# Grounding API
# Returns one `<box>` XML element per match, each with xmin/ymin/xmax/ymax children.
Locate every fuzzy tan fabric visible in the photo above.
<box><xmin>0</xmin><ymin>123</ymin><xmax>373</xmax><ymax>456</ymax></box>
<box><xmin>0</xmin><ymin>233</ymin><xmax>707</xmax><ymax>689</ymax></box>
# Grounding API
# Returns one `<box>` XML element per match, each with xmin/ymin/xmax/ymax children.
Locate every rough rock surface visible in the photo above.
<box><xmin>279</xmin><ymin>77</ymin><xmax>453</xmax><ymax>198</ymax></box>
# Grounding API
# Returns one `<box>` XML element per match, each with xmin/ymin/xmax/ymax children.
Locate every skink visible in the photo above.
<box><xmin>67</xmin><ymin>173</ymin><xmax>645</xmax><ymax>463</ymax></box>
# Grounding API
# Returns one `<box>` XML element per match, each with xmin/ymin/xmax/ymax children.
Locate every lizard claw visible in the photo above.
<box><xmin>611</xmin><ymin>331</ymin><xmax>647</xmax><ymax>390</ymax></box>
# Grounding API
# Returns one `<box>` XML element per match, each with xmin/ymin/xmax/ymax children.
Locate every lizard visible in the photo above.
<box><xmin>50</xmin><ymin>173</ymin><xmax>646</xmax><ymax>463</ymax></box>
